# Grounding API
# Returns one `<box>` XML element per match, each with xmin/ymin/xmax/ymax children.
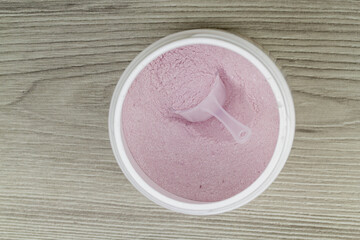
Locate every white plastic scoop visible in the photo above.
<box><xmin>175</xmin><ymin>74</ymin><xmax>251</xmax><ymax>144</ymax></box>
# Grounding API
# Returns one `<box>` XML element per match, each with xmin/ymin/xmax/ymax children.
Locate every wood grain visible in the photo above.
<box><xmin>1</xmin><ymin>0</ymin><xmax>360</xmax><ymax>239</ymax></box>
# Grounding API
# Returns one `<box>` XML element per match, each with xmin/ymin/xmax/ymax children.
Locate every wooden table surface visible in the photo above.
<box><xmin>1</xmin><ymin>0</ymin><xmax>360</xmax><ymax>239</ymax></box>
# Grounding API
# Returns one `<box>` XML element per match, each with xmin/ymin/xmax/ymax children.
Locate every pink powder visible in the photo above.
<box><xmin>122</xmin><ymin>44</ymin><xmax>279</xmax><ymax>202</ymax></box>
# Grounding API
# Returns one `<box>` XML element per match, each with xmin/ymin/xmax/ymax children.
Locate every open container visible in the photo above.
<box><xmin>109</xmin><ymin>29</ymin><xmax>295</xmax><ymax>215</ymax></box>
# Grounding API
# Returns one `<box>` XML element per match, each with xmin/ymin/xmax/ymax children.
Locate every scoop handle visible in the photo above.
<box><xmin>203</xmin><ymin>98</ymin><xmax>251</xmax><ymax>144</ymax></box>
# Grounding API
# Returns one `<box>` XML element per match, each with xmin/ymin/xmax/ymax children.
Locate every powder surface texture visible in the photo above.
<box><xmin>122</xmin><ymin>44</ymin><xmax>280</xmax><ymax>202</ymax></box>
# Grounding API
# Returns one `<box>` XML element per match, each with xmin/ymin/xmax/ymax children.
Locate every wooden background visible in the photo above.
<box><xmin>1</xmin><ymin>0</ymin><xmax>360</xmax><ymax>239</ymax></box>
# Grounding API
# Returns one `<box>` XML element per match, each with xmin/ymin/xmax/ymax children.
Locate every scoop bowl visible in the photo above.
<box><xmin>175</xmin><ymin>74</ymin><xmax>251</xmax><ymax>144</ymax></box>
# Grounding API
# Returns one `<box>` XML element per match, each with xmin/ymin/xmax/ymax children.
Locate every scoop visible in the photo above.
<box><xmin>175</xmin><ymin>74</ymin><xmax>251</xmax><ymax>144</ymax></box>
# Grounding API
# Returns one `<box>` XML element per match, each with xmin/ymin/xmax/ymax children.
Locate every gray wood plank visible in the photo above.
<box><xmin>1</xmin><ymin>0</ymin><xmax>359</xmax><ymax>239</ymax></box>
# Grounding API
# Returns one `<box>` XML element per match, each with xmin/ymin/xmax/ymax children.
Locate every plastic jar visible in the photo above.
<box><xmin>108</xmin><ymin>29</ymin><xmax>295</xmax><ymax>215</ymax></box>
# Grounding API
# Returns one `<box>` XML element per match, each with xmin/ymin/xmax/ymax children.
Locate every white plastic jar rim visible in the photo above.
<box><xmin>108</xmin><ymin>29</ymin><xmax>295</xmax><ymax>215</ymax></box>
